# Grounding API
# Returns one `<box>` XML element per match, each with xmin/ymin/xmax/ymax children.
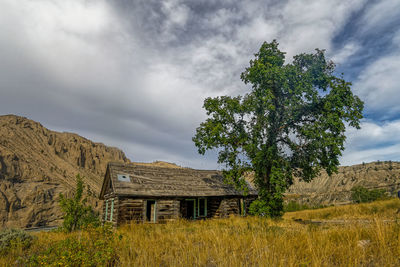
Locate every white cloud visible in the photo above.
<box><xmin>159</xmin><ymin>0</ymin><xmax>190</xmax><ymax>43</ymax></box>
<box><xmin>162</xmin><ymin>0</ymin><xmax>190</xmax><ymax>28</ymax></box>
<box><xmin>346</xmin><ymin>120</ymin><xmax>400</xmax><ymax>148</ymax></box>
<box><xmin>331</xmin><ymin>42</ymin><xmax>361</xmax><ymax>64</ymax></box>
<box><xmin>0</xmin><ymin>0</ymin><xmax>137</xmax><ymax>93</ymax></box>
<box><xmin>353</xmin><ymin>51</ymin><xmax>400</xmax><ymax>119</ymax></box>
<box><xmin>0</xmin><ymin>0</ymin><xmax>398</xmax><ymax>169</ymax></box>
<box><xmin>341</xmin><ymin>143</ymin><xmax>400</xmax><ymax>166</ymax></box>
<box><xmin>359</xmin><ymin>0</ymin><xmax>400</xmax><ymax>34</ymax></box>
<box><xmin>341</xmin><ymin>120</ymin><xmax>400</xmax><ymax>165</ymax></box>
<box><xmin>236</xmin><ymin>16</ymin><xmax>281</xmax><ymax>45</ymax></box>
<box><xmin>279</xmin><ymin>0</ymin><xmax>366</xmax><ymax>58</ymax></box>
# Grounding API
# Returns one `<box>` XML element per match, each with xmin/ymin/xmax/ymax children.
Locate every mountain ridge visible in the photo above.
<box><xmin>0</xmin><ymin>114</ymin><xmax>129</xmax><ymax>228</ymax></box>
<box><xmin>286</xmin><ymin>161</ymin><xmax>400</xmax><ymax>205</ymax></box>
<box><xmin>1</xmin><ymin>114</ymin><xmax>399</xmax><ymax>228</ymax></box>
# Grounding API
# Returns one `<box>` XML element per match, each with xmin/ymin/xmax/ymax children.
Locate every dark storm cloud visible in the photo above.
<box><xmin>1</xmin><ymin>0</ymin><xmax>400</xmax><ymax>168</ymax></box>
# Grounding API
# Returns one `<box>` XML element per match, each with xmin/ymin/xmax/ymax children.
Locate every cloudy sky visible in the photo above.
<box><xmin>1</xmin><ymin>0</ymin><xmax>400</xmax><ymax>169</ymax></box>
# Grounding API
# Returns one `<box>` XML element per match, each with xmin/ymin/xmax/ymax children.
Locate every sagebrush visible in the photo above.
<box><xmin>0</xmin><ymin>228</ymin><xmax>35</xmax><ymax>255</ymax></box>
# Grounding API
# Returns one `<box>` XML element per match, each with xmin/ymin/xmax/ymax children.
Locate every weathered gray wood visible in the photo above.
<box><xmin>102</xmin><ymin>195</ymin><xmax>256</xmax><ymax>225</ymax></box>
<box><xmin>99</xmin><ymin>162</ymin><xmax>258</xmax><ymax>225</ymax></box>
<box><xmin>116</xmin><ymin>197</ymin><xmax>144</xmax><ymax>225</ymax></box>
<box><xmin>155</xmin><ymin>200</ymin><xmax>180</xmax><ymax>222</ymax></box>
<box><xmin>99</xmin><ymin>162</ymin><xmax>258</xmax><ymax>199</ymax></box>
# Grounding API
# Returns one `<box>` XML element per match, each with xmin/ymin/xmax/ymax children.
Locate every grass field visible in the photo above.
<box><xmin>1</xmin><ymin>199</ymin><xmax>400</xmax><ymax>266</ymax></box>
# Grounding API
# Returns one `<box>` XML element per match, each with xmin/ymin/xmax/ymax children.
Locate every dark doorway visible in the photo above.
<box><xmin>146</xmin><ymin>200</ymin><xmax>156</xmax><ymax>222</ymax></box>
<box><xmin>181</xmin><ymin>200</ymin><xmax>195</xmax><ymax>219</ymax></box>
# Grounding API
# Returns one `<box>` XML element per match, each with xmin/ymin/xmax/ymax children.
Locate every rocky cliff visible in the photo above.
<box><xmin>0</xmin><ymin>115</ymin><xmax>129</xmax><ymax>228</ymax></box>
<box><xmin>286</xmin><ymin>161</ymin><xmax>400</xmax><ymax>205</ymax></box>
<box><xmin>1</xmin><ymin>114</ymin><xmax>399</xmax><ymax>228</ymax></box>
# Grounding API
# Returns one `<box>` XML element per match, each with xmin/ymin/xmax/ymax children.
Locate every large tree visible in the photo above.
<box><xmin>193</xmin><ymin>41</ymin><xmax>364</xmax><ymax>217</ymax></box>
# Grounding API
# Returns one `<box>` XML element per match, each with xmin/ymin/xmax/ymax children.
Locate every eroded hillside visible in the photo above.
<box><xmin>0</xmin><ymin>115</ymin><xmax>129</xmax><ymax>228</ymax></box>
<box><xmin>286</xmin><ymin>161</ymin><xmax>400</xmax><ymax>205</ymax></box>
<box><xmin>1</xmin><ymin>114</ymin><xmax>399</xmax><ymax>228</ymax></box>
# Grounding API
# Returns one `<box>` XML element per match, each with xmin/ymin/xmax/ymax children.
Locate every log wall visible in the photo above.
<box><xmin>102</xmin><ymin>196</ymin><xmax>256</xmax><ymax>226</ymax></box>
<box><xmin>207</xmin><ymin>197</ymin><xmax>223</xmax><ymax>218</ymax></box>
<box><xmin>156</xmin><ymin>200</ymin><xmax>180</xmax><ymax>222</ymax></box>
<box><xmin>208</xmin><ymin>197</ymin><xmax>242</xmax><ymax>218</ymax></box>
<box><xmin>117</xmin><ymin>197</ymin><xmax>144</xmax><ymax>225</ymax></box>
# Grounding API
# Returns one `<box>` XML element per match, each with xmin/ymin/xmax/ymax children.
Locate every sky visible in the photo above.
<box><xmin>1</xmin><ymin>0</ymin><xmax>400</xmax><ymax>169</ymax></box>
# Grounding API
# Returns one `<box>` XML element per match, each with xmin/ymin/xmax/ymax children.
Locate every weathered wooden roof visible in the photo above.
<box><xmin>99</xmin><ymin>162</ymin><xmax>258</xmax><ymax>199</ymax></box>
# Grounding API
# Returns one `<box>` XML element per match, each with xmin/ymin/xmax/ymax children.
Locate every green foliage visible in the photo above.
<box><xmin>59</xmin><ymin>174</ymin><xmax>100</xmax><ymax>232</ymax></box>
<box><xmin>351</xmin><ymin>186</ymin><xmax>388</xmax><ymax>203</ymax></box>
<box><xmin>193</xmin><ymin>40</ymin><xmax>364</xmax><ymax>217</ymax></box>
<box><xmin>0</xmin><ymin>229</ymin><xmax>35</xmax><ymax>255</ymax></box>
<box><xmin>249</xmin><ymin>199</ymin><xmax>272</xmax><ymax>217</ymax></box>
<box><xmin>26</xmin><ymin>224</ymin><xmax>118</xmax><ymax>266</ymax></box>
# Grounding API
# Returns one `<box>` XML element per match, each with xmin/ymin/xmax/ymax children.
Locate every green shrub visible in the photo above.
<box><xmin>0</xmin><ymin>229</ymin><xmax>35</xmax><ymax>255</ymax></box>
<box><xmin>351</xmin><ymin>186</ymin><xmax>388</xmax><ymax>203</ymax></box>
<box><xmin>59</xmin><ymin>174</ymin><xmax>100</xmax><ymax>232</ymax></box>
<box><xmin>248</xmin><ymin>199</ymin><xmax>271</xmax><ymax>217</ymax></box>
<box><xmin>26</xmin><ymin>224</ymin><xmax>118</xmax><ymax>266</ymax></box>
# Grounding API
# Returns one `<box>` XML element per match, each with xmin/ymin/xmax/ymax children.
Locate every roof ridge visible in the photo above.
<box><xmin>105</xmin><ymin>162</ymin><xmax>258</xmax><ymax>197</ymax></box>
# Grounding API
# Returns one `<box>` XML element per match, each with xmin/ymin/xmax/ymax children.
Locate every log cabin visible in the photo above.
<box><xmin>99</xmin><ymin>162</ymin><xmax>258</xmax><ymax>226</ymax></box>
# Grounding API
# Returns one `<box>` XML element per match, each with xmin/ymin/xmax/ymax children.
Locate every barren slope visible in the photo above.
<box><xmin>0</xmin><ymin>115</ymin><xmax>129</xmax><ymax>228</ymax></box>
<box><xmin>287</xmin><ymin>161</ymin><xmax>400</xmax><ymax>205</ymax></box>
<box><xmin>1</xmin><ymin>114</ymin><xmax>399</xmax><ymax>228</ymax></box>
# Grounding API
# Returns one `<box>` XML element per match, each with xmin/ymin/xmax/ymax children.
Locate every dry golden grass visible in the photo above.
<box><xmin>1</xmin><ymin>199</ymin><xmax>400</xmax><ymax>266</ymax></box>
<box><xmin>285</xmin><ymin>198</ymin><xmax>400</xmax><ymax>221</ymax></box>
<box><xmin>117</xmin><ymin>206</ymin><xmax>400</xmax><ymax>266</ymax></box>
